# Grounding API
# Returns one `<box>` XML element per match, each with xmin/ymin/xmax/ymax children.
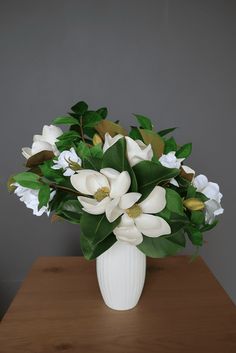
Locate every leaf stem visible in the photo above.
<box><xmin>79</xmin><ymin>116</ymin><xmax>86</xmax><ymax>143</ymax></box>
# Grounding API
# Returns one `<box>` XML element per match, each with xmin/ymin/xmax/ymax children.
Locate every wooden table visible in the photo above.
<box><xmin>0</xmin><ymin>256</ymin><xmax>235</xmax><ymax>353</ymax></box>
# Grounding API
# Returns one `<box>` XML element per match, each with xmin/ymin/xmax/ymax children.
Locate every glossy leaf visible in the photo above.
<box><xmin>134</xmin><ymin>114</ymin><xmax>153</xmax><ymax>130</ymax></box>
<box><xmin>71</xmin><ymin>101</ymin><xmax>88</xmax><ymax>115</ymax></box>
<box><xmin>95</xmin><ymin>119</ymin><xmax>127</xmax><ymax>138</ymax></box>
<box><xmin>52</xmin><ymin>116</ymin><xmax>80</xmax><ymax>125</ymax></box>
<box><xmin>133</xmin><ymin>160</ymin><xmax>179</xmax><ymax>199</ymax></box>
<box><xmin>158</xmin><ymin>127</ymin><xmax>177</xmax><ymax>137</ymax></box>
<box><xmin>164</xmin><ymin>137</ymin><xmax>177</xmax><ymax>153</ymax></box>
<box><xmin>80</xmin><ymin>232</ymin><xmax>117</xmax><ymax>260</ymax></box>
<box><xmin>176</xmin><ymin>143</ymin><xmax>192</xmax><ymax>158</ymax></box>
<box><xmin>26</xmin><ymin>150</ymin><xmax>54</xmax><ymax>168</ymax></box>
<box><xmin>38</xmin><ymin>184</ymin><xmax>50</xmax><ymax>210</ymax></box>
<box><xmin>139</xmin><ymin>129</ymin><xmax>164</xmax><ymax>158</ymax></box>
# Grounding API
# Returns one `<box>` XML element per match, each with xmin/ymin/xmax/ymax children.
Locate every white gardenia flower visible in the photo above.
<box><xmin>103</xmin><ymin>133</ymin><xmax>153</xmax><ymax>167</ymax></box>
<box><xmin>159</xmin><ymin>151</ymin><xmax>195</xmax><ymax>187</ymax></box>
<box><xmin>193</xmin><ymin>174</ymin><xmax>224</xmax><ymax>224</ymax></box>
<box><xmin>52</xmin><ymin>148</ymin><xmax>82</xmax><ymax>177</ymax></box>
<box><xmin>22</xmin><ymin>125</ymin><xmax>63</xmax><ymax>159</ymax></box>
<box><xmin>159</xmin><ymin>151</ymin><xmax>184</xmax><ymax>169</ymax></box>
<box><xmin>13</xmin><ymin>183</ymin><xmax>55</xmax><ymax>216</ymax></box>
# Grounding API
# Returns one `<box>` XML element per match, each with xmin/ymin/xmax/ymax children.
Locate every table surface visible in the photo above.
<box><xmin>0</xmin><ymin>256</ymin><xmax>235</xmax><ymax>353</ymax></box>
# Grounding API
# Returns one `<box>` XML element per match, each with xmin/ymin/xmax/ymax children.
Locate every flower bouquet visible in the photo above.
<box><xmin>8</xmin><ymin>101</ymin><xmax>223</xmax><ymax>310</ymax></box>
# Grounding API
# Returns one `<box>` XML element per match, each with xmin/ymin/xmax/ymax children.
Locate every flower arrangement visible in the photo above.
<box><xmin>8</xmin><ymin>101</ymin><xmax>223</xmax><ymax>260</ymax></box>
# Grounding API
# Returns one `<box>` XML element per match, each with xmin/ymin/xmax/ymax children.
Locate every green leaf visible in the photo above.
<box><xmin>158</xmin><ymin>210</ymin><xmax>189</xmax><ymax>233</ymax></box>
<box><xmin>133</xmin><ymin>161</ymin><xmax>179</xmax><ymax>199</ymax></box>
<box><xmin>187</xmin><ymin>184</ymin><xmax>196</xmax><ymax>198</ymax></box>
<box><xmin>57</xmin><ymin>131</ymin><xmax>80</xmax><ymax>141</ymax></box>
<box><xmin>71</xmin><ymin>101</ymin><xmax>88</xmax><ymax>115</ymax></box>
<box><xmin>83</xmin><ymin>156</ymin><xmax>102</xmax><ymax>171</ymax></box>
<box><xmin>13</xmin><ymin>172</ymin><xmax>41</xmax><ymax>189</ymax></box>
<box><xmin>129</xmin><ymin>127</ymin><xmax>143</xmax><ymax>140</ymax></box>
<box><xmin>200</xmin><ymin>219</ymin><xmax>218</xmax><ymax>232</ymax></box>
<box><xmin>158</xmin><ymin>127</ymin><xmax>177</xmax><ymax>137</ymax></box>
<box><xmin>176</xmin><ymin>143</ymin><xmax>192</xmax><ymax>158</ymax></box>
<box><xmin>90</xmin><ymin>144</ymin><xmax>103</xmax><ymax>159</ymax></box>
<box><xmin>38</xmin><ymin>184</ymin><xmax>50</xmax><ymax>210</ymax></box>
<box><xmin>57</xmin><ymin>199</ymin><xmax>83</xmax><ymax>224</ymax></box>
<box><xmin>164</xmin><ymin>137</ymin><xmax>177</xmax><ymax>153</ymax></box>
<box><xmin>83</xmin><ymin>111</ymin><xmax>103</xmax><ymax>128</ymax></box>
<box><xmin>39</xmin><ymin>160</ymin><xmax>65</xmax><ymax>184</ymax></box>
<box><xmin>52</xmin><ymin>116</ymin><xmax>80</xmax><ymax>125</ymax></box>
<box><xmin>80</xmin><ymin>232</ymin><xmax>116</xmax><ymax>260</ymax></box>
<box><xmin>185</xmin><ymin>225</ymin><xmax>203</xmax><ymax>246</ymax></box>
<box><xmin>96</xmin><ymin>107</ymin><xmax>108</xmax><ymax>119</ymax></box>
<box><xmin>191</xmin><ymin>211</ymin><xmax>205</xmax><ymax>225</ymax></box>
<box><xmin>76</xmin><ymin>141</ymin><xmax>91</xmax><ymax>159</ymax></box>
<box><xmin>134</xmin><ymin>114</ymin><xmax>153</xmax><ymax>130</ymax></box>
<box><xmin>80</xmin><ymin>212</ymin><xmax>120</xmax><ymax>250</ymax></box>
<box><xmin>196</xmin><ymin>192</ymin><xmax>209</xmax><ymax>202</ymax></box>
<box><xmin>165</xmin><ymin>188</ymin><xmax>184</xmax><ymax>215</ymax></box>
<box><xmin>102</xmin><ymin>138</ymin><xmax>138</xmax><ymax>192</ymax></box>
<box><xmin>138</xmin><ymin>232</ymin><xmax>184</xmax><ymax>258</ymax></box>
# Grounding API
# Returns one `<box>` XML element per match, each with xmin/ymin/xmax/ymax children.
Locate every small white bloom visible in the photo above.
<box><xmin>112</xmin><ymin>186</ymin><xmax>171</xmax><ymax>245</ymax></box>
<box><xmin>159</xmin><ymin>151</ymin><xmax>184</xmax><ymax>169</ymax></box>
<box><xmin>52</xmin><ymin>148</ymin><xmax>82</xmax><ymax>176</ymax></box>
<box><xmin>22</xmin><ymin>125</ymin><xmax>63</xmax><ymax>159</ymax></box>
<box><xmin>193</xmin><ymin>174</ymin><xmax>224</xmax><ymax>224</ymax></box>
<box><xmin>103</xmin><ymin>133</ymin><xmax>153</xmax><ymax>167</ymax></box>
<box><xmin>13</xmin><ymin>183</ymin><xmax>55</xmax><ymax>216</ymax></box>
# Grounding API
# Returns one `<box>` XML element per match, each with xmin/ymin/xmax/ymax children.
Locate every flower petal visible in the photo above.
<box><xmin>119</xmin><ymin>192</ymin><xmax>142</xmax><ymax>210</ymax></box>
<box><xmin>41</xmin><ymin>125</ymin><xmax>63</xmax><ymax>144</ymax></box>
<box><xmin>202</xmin><ymin>182</ymin><xmax>220</xmax><ymax>201</ymax></box>
<box><xmin>109</xmin><ymin>171</ymin><xmax>131</xmax><ymax>198</ymax></box>
<box><xmin>170</xmin><ymin>178</ymin><xmax>179</xmax><ymax>187</ymax></box>
<box><xmin>31</xmin><ymin>141</ymin><xmax>54</xmax><ymax>155</ymax></box>
<box><xmin>139</xmin><ymin>186</ymin><xmax>166</xmax><ymax>214</ymax></box>
<box><xmin>205</xmin><ymin>199</ymin><xmax>224</xmax><ymax>224</ymax></box>
<box><xmin>78</xmin><ymin>196</ymin><xmax>110</xmax><ymax>215</ymax></box>
<box><xmin>193</xmin><ymin>174</ymin><xmax>208</xmax><ymax>192</ymax></box>
<box><xmin>100</xmin><ymin>168</ymin><xmax>120</xmax><ymax>179</ymax></box>
<box><xmin>125</xmin><ymin>136</ymin><xmax>153</xmax><ymax>167</ymax></box>
<box><xmin>105</xmin><ymin>198</ymin><xmax>124</xmax><ymax>223</ymax></box>
<box><xmin>182</xmin><ymin>165</ymin><xmax>195</xmax><ymax>175</ymax></box>
<box><xmin>22</xmin><ymin>147</ymin><xmax>32</xmax><ymax>159</ymax></box>
<box><xmin>86</xmin><ymin>173</ymin><xmax>110</xmax><ymax>195</ymax></box>
<box><xmin>70</xmin><ymin>170</ymin><xmax>100</xmax><ymax>195</ymax></box>
<box><xmin>103</xmin><ymin>133</ymin><xmax>123</xmax><ymax>153</ymax></box>
<box><xmin>113</xmin><ymin>215</ymin><xmax>143</xmax><ymax>245</ymax></box>
<box><xmin>135</xmin><ymin>214</ymin><xmax>171</xmax><ymax>237</ymax></box>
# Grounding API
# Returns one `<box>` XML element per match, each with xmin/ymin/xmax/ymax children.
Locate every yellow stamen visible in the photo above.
<box><xmin>94</xmin><ymin>187</ymin><xmax>110</xmax><ymax>202</ymax></box>
<box><xmin>126</xmin><ymin>204</ymin><xmax>142</xmax><ymax>218</ymax></box>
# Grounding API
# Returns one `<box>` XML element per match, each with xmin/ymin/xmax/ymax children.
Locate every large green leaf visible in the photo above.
<box><xmin>185</xmin><ymin>225</ymin><xmax>203</xmax><ymax>246</ymax></box>
<box><xmin>83</xmin><ymin>111</ymin><xmax>103</xmax><ymax>128</ymax></box>
<box><xmin>133</xmin><ymin>161</ymin><xmax>179</xmax><ymax>199</ymax></box>
<box><xmin>38</xmin><ymin>184</ymin><xmax>50</xmax><ymax>210</ymax></box>
<box><xmin>158</xmin><ymin>210</ymin><xmax>189</xmax><ymax>233</ymax></box>
<box><xmin>52</xmin><ymin>116</ymin><xmax>80</xmax><ymax>125</ymax></box>
<box><xmin>165</xmin><ymin>188</ymin><xmax>184</xmax><ymax>215</ymax></box>
<box><xmin>83</xmin><ymin>156</ymin><xmax>102</xmax><ymax>171</ymax></box>
<box><xmin>80</xmin><ymin>232</ymin><xmax>117</xmax><ymax>260</ymax></box>
<box><xmin>137</xmin><ymin>231</ymin><xmax>185</xmax><ymax>258</ymax></box>
<box><xmin>71</xmin><ymin>101</ymin><xmax>88</xmax><ymax>115</ymax></box>
<box><xmin>133</xmin><ymin>114</ymin><xmax>153</xmax><ymax>130</ymax></box>
<box><xmin>176</xmin><ymin>143</ymin><xmax>192</xmax><ymax>158</ymax></box>
<box><xmin>158</xmin><ymin>127</ymin><xmax>177</xmax><ymax>137</ymax></box>
<box><xmin>102</xmin><ymin>138</ymin><xmax>138</xmax><ymax>192</ymax></box>
<box><xmin>80</xmin><ymin>211</ymin><xmax>120</xmax><ymax>248</ymax></box>
<box><xmin>13</xmin><ymin>172</ymin><xmax>42</xmax><ymax>189</ymax></box>
<box><xmin>56</xmin><ymin>199</ymin><xmax>83</xmax><ymax>224</ymax></box>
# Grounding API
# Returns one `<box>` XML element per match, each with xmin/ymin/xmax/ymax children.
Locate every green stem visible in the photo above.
<box><xmin>79</xmin><ymin>116</ymin><xmax>86</xmax><ymax>143</ymax></box>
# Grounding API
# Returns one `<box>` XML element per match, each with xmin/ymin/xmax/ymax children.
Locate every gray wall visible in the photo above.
<box><xmin>1</xmin><ymin>0</ymin><xmax>235</xmax><ymax>317</ymax></box>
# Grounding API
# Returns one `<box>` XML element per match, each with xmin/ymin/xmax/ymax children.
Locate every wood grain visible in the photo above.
<box><xmin>0</xmin><ymin>256</ymin><xmax>235</xmax><ymax>353</ymax></box>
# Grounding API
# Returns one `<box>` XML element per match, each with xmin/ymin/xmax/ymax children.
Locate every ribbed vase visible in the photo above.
<box><xmin>96</xmin><ymin>241</ymin><xmax>146</xmax><ymax>310</ymax></box>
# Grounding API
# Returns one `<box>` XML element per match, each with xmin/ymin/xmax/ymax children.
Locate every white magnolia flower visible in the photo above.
<box><xmin>103</xmin><ymin>133</ymin><xmax>153</xmax><ymax>167</ymax></box>
<box><xmin>70</xmin><ymin>168</ymin><xmax>131</xmax><ymax>216</ymax></box>
<box><xmin>193</xmin><ymin>174</ymin><xmax>224</xmax><ymax>224</ymax></box>
<box><xmin>52</xmin><ymin>147</ymin><xmax>82</xmax><ymax>176</ymax></box>
<box><xmin>13</xmin><ymin>183</ymin><xmax>55</xmax><ymax>216</ymax></box>
<box><xmin>22</xmin><ymin>125</ymin><xmax>63</xmax><ymax>159</ymax></box>
<box><xmin>112</xmin><ymin>186</ymin><xmax>171</xmax><ymax>245</ymax></box>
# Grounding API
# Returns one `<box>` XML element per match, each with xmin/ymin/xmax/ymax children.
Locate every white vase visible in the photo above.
<box><xmin>96</xmin><ymin>241</ymin><xmax>146</xmax><ymax>310</ymax></box>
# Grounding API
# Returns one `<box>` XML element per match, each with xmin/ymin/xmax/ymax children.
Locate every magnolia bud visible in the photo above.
<box><xmin>93</xmin><ymin>133</ymin><xmax>103</xmax><ymax>145</ymax></box>
<box><xmin>183</xmin><ymin>198</ymin><xmax>205</xmax><ymax>211</ymax></box>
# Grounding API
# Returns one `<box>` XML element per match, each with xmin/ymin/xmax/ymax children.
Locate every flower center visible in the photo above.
<box><xmin>94</xmin><ymin>187</ymin><xmax>110</xmax><ymax>202</ymax></box>
<box><xmin>66</xmin><ymin>158</ymin><xmax>81</xmax><ymax>171</ymax></box>
<box><xmin>126</xmin><ymin>203</ymin><xmax>142</xmax><ymax>218</ymax></box>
